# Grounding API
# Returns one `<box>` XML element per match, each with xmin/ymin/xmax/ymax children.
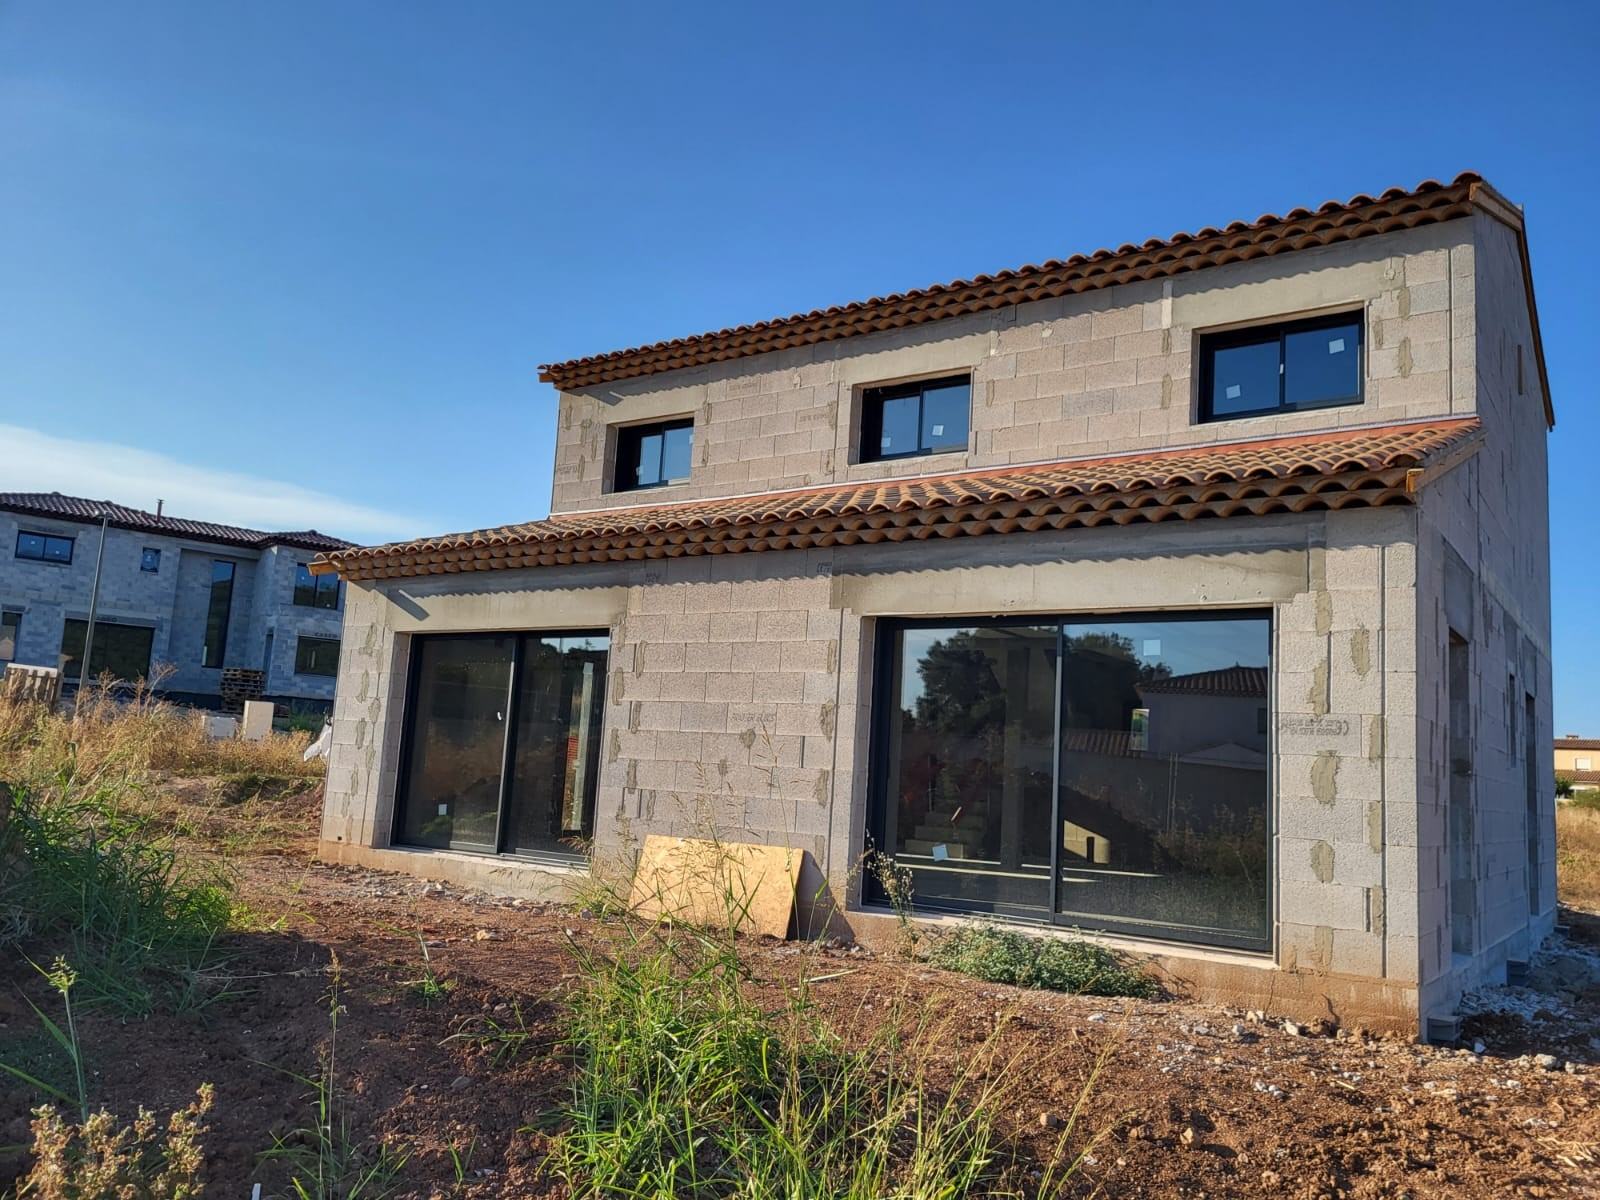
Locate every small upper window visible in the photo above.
<box><xmin>16</xmin><ymin>531</ymin><xmax>74</xmax><ymax>564</ymax></box>
<box><xmin>294</xmin><ymin>563</ymin><xmax>340</xmax><ymax>610</ymax></box>
<box><xmin>860</xmin><ymin>375</ymin><xmax>970</xmax><ymax>462</ymax></box>
<box><xmin>1200</xmin><ymin>313</ymin><xmax>1363</xmax><ymax>422</ymax></box>
<box><xmin>141</xmin><ymin>547</ymin><xmax>161</xmax><ymax>573</ymax></box>
<box><xmin>1579</xmin><ymin>757</ymin><xmax>1593</xmax><ymax>771</ymax></box>
<box><xmin>614</xmin><ymin>418</ymin><xmax>693</xmax><ymax>492</ymax></box>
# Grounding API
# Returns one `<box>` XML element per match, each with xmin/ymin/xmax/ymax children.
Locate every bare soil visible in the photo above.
<box><xmin>2</xmin><ymin>786</ymin><xmax>1596</xmax><ymax>1199</ymax></box>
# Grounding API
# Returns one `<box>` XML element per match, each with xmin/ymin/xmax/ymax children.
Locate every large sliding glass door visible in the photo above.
<box><xmin>870</xmin><ymin>612</ymin><xmax>1271</xmax><ymax>951</ymax></box>
<box><xmin>395</xmin><ymin>631</ymin><xmax>609</xmax><ymax>862</ymax></box>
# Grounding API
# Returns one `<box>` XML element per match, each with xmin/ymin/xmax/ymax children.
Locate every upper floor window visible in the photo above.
<box><xmin>294</xmin><ymin>563</ymin><xmax>340</xmax><ymax>610</ymax></box>
<box><xmin>16</xmin><ymin>531</ymin><xmax>74</xmax><ymax>564</ymax></box>
<box><xmin>614</xmin><ymin>418</ymin><xmax>694</xmax><ymax>492</ymax></box>
<box><xmin>860</xmin><ymin>375</ymin><xmax>970</xmax><ymax>462</ymax></box>
<box><xmin>202</xmin><ymin>560</ymin><xmax>235</xmax><ymax>669</ymax></box>
<box><xmin>1200</xmin><ymin>312</ymin><xmax>1363</xmax><ymax>422</ymax></box>
<box><xmin>141</xmin><ymin>548</ymin><xmax>161</xmax><ymax>573</ymax></box>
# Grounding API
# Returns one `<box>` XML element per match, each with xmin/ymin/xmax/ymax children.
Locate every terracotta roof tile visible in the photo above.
<box><xmin>539</xmin><ymin>173</ymin><xmax>1516</xmax><ymax>394</ymax></box>
<box><xmin>0</xmin><ymin>493</ymin><xmax>354</xmax><ymax>553</ymax></box>
<box><xmin>1557</xmin><ymin>737</ymin><xmax>1600</xmax><ymax>751</ymax></box>
<box><xmin>1139</xmin><ymin>666</ymin><xmax>1269</xmax><ymax>699</ymax></box>
<box><xmin>318</xmin><ymin>418</ymin><xmax>1482</xmax><ymax>582</ymax></box>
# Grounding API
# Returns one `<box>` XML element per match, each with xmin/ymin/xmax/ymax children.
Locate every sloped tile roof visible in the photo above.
<box><xmin>1557</xmin><ymin>737</ymin><xmax>1600</xmax><ymax>751</ymax></box>
<box><xmin>317</xmin><ymin>418</ymin><xmax>1482</xmax><ymax>582</ymax></box>
<box><xmin>1139</xmin><ymin>665</ymin><xmax>1269</xmax><ymax>699</ymax></box>
<box><xmin>538</xmin><ymin>173</ymin><xmax>1547</xmax><ymax>421</ymax></box>
<box><xmin>0</xmin><ymin>493</ymin><xmax>354</xmax><ymax>553</ymax></box>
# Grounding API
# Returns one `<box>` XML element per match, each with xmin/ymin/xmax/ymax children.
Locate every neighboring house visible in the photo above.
<box><xmin>1555</xmin><ymin>736</ymin><xmax>1600</xmax><ymax>792</ymax></box>
<box><xmin>313</xmin><ymin>172</ymin><xmax>1554</xmax><ymax>1037</ymax></box>
<box><xmin>0</xmin><ymin>493</ymin><xmax>353</xmax><ymax>711</ymax></box>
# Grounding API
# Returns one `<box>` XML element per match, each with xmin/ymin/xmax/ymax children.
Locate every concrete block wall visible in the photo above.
<box><xmin>549</xmin><ymin>221</ymin><xmax>1475</xmax><ymax>515</ymax></box>
<box><xmin>321</xmin><ymin>505</ymin><xmax>1438</xmax><ymax>1026</ymax></box>
<box><xmin>248</xmin><ymin>546</ymin><xmax>343</xmax><ymax>705</ymax></box>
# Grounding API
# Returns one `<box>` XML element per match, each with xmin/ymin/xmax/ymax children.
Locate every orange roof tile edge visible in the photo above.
<box><xmin>536</xmin><ymin>173</ymin><xmax>1548</xmax><ymax>427</ymax></box>
<box><xmin>317</xmin><ymin>418</ymin><xmax>1482</xmax><ymax>581</ymax></box>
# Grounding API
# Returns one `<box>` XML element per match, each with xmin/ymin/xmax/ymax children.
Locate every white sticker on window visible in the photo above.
<box><xmin>931</xmin><ymin>424</ymin><xmax>945</xmax><ymax>436</ymax></box>
<box><xmin>1225</xmin><ymin>384</ymin><xmax>1242</xmax><ymax>400</ymax></box>
<box><xmin>931</xmin><ymin>843</ymin><xmax>950</xmax><ymax>862</ymax></box>
<box><xmin>1328</xmin><ymin>337</ymin><xmax>1346</xmax><ymax>354</ymax></box>
<box><xmin>1142</xmin><ymin>639</ymin><xmax>1162</xmax><ymax>657</ymax></box>
<box><xmin>436</xmin><ymin>803</ymin><xmax>449</xmax><ymax>816</ymax></box>
<box><xmin>881</xmin><ymin>436</ymin><xmax>893</xmax><ymax>450</ymax></box>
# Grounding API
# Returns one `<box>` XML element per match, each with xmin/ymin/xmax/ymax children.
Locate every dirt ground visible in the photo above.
<box><xmin>3</xmin><ymin>785</ymin><xmax>1597</xmax><ymax>1199</ymax></box>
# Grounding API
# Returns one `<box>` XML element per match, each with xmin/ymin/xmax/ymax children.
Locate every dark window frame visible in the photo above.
<box><xmin>612</xmin><ymin>417</ymin><xmax>695</xmax><ymax>493</ymax></box>
<box><xmin>0</xmin><ymin>610</ymin><xmax>19</xmax><ymax>662</ymax></box>
<box><xmin>392</xmin><ymin>629</ymin><xmax>610</xmax><ymax>866</ymax></box>
<box><xmin>858</xmin><ymin>374</ymin><xmax>972</xmax><ymax>463</ymax></box>
<box><xmin>864</xmin><ymin>608</ymin><xmax>1275</xmax><ymax>954</ymax></box>
<box><xmin>15</xmin><ymin>530</ymin><xmax>75</xmax><ymax>565</ymax></box>
<box><xmin>60</xmin><ymin>618</ymin><xmax>155</xmax><ymax>683</ymax></box>
<box><xmin>293</xmin><ymin>563</ymin><xmax>340</xmax><ymax>610</ymax></box>
<box><xmin>202</xmin><ymin>560</ymin><xmax>236</xmax><ymax>669</ymax></box>
<box><xmin>294</xmin><ymin>635</ymin><xmax>341</xmax><ymax>677</ymax></box>
<box><xmin>1198</xmin><ymin>311</ymin><xmax>1364</xmax><ymax>423</ymax></box>
<box><xmin>140</xmin><ymin>547</ymin><xmax>161</xmax><ymax>573</ymax></box>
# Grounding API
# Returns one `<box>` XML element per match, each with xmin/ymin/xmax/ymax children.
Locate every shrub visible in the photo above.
<box><xmin>18</xmin><ymin>1084</ymin><xmax>213</xmax><ymax>1200</ymax></box>
<box><xmin>0</xmin><ymin>776</ymin><xmax>233</xmax><ymax>1014</ymax></box>
<box><xmin>553</xmin><ymin>911</ymin><xmax>1100</xmax><ymax>1198</ymax></box>
<box><xmin>927</xmin><ymin>925</ymin><xmax>1158</xmax><ymax>998</ymax></box>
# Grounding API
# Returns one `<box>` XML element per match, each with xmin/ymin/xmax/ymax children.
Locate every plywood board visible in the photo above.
<box><xmin>628</xmin><ymin>835</ymin><xmax>802</xmax><ymax>939</ymax></box>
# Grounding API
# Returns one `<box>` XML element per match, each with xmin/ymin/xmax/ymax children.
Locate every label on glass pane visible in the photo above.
<box><xmin>931</xmin><ymin>424</ymin><xmax>944</xmax><ymax>436</ymax></box>
<box><xmin>1328</xmin><ymin>337</ymin><xmax>1346</xmax><ymax>354</ymax></box>
<box><xmin>1225</xmin><ymin>384</ymin><xmax>1242</xmax><ymax>400</ymax></box>
<box><xmin>931</xmin><ymin>843</ymin><xmax>950</xmax><ymax>862</ymax></box>
<box><xmin>881</xmin><ymin>436</ymin><xmax>893</xmax><ymax>450</ymax></box>
<box><xmin>436</xmin><ymin>803</ymin><xmax>449</xmax><ymax>816</ymax></box>
<box><xmin>1142</xmin><ymin>638</ymin><xmax>1161</xmax><ymax>657</ymax></box>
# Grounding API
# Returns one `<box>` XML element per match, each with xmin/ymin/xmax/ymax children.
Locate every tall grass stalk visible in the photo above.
<box><xmin>552</xmin><ymin>862</ymin><xmax>1101</xmax><ymax>1198</ymax></box>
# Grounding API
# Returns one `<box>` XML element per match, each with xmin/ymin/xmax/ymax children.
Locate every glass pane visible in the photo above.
<box><xmin>875</xmin><ymin>394</ymin><xmax>920</xmax><ymax>458</ymax></box>
<box><xmin>634</xmin><ymin>430</ymin><xmax>664</xmax><ymax>487</ymax></box>
<box><xmin>1208</xmin><ymin>337</ymin><xmax>1281</xmax><ymax>417</ymax></box>
<box><xmin>315</xmin><ymin>575</ymin><xmax>340</xmax><ymax>610</ymax></box>
<box><xmin>61</xmin><ymin>620</ymin><xmax>154</xmax><ymax>682</ymax></box>
<box><xmin>921</xmin><ymin>382</ymin><xmax>970</xmax><ymax>452</ymax></box>
<box><xmin>1057</xmin><ymin>616</ymin><xmax>1271</xmax><ymax>949</ymax></box>
<box><xmin>0</xmin><ymin>613</ymin><xmax>16</xmax><ymax>661</ymax></box>
<box><xmin>294</xmin><ymin>565</ymin><xmax>317</xmax><ymax>606</ymax></box>
<box><xmin>1284</xmin><ymin>320</ymin><xmax>1361</xmax><ymax>408</ymax></box>
<box><xmin>505</xmin><ymin>634</ymin><xmax>609</xmax><ymax>858</ymax></box>
<box><xmin>397</xmin><ymin>636</ymin><xmax>515</xmax><ymax>852</ymax></box>
<box><xmin>203</xmin><ymin>561</ymin><xmax>235</xmax><ymax>669</ymax></box>
<box><xmin>659</xmin><ymin>424</ymin><xmax>693</xmax><ymax>484</ymax></box>
<box><xmin>880</xmin><ymin>624</ymin><xmax>1057</xmax><ymax>918</ymax></box>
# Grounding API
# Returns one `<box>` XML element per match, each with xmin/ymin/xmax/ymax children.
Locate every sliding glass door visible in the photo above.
<box><xmin>870</xmin><ymin>612</ymin><xmax>1271</xmax><ymax>951</ymax></box>
<box><xmin>395</xmin><ymin>631</ymin><xmax>609</xmax><ymax>861</ymax></box>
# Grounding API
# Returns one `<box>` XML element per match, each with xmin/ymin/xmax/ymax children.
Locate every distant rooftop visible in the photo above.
<box><xmin>0</xmin><ymin>492</ymin><xmax>355</xmax><ymax>553</ymax></box>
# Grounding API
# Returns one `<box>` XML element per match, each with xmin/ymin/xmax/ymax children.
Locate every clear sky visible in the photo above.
<box><xmin>0</xmin><ymin>2</ymin><xmax>1596</xmax><ymax>726</ymax></box>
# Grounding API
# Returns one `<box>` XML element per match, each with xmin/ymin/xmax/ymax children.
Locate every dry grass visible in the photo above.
<box><xmin>0</xmin><ymin>680</ymin><xmax>320</xmax><ymax>792</ymax></box>
<box><xmin>1557</xmin><ymin>799</ymin><xmax>1600</xmax><ymax>913</ymax></box>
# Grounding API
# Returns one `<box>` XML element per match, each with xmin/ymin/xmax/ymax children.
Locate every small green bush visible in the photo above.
<box><xmin>928</xmin><ymin>925</ymin><xmax>1158</xmax><ymax>998</ymax></box>
<box><xmin>1</xmin><ymin>776</ymin><xmax>233</xmax><ymax>1014</ymax></box>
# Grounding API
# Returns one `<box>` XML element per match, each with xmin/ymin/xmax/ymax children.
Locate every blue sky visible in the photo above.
<box><xmin>1</xmin><ymin>2</ymin><xmax>1596</xmax><ymax>726</ymax></box>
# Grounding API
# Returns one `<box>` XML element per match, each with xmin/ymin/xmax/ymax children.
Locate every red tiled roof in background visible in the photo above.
<box><xmin>315</xmin><ymin>418</ymin><xmax>1482</xmax><ymax>582</ymax></box>
<box><xmin>536</xmin><ymin>172</ymin><xmax>1551</xmax><ymax>427</ymax></box>
<box><xmin>1557</xmin><ymin>737</ymin><xmax>1600</xmax><ymax>751</ymax></box>
<box><xmin>1139</xmin><ymin>666</ymin><xmax>1269</xmax><ymax>699</ymax></box>
<box><xmin>0</xmin><ymin>493</ymin><xmax>354</xmax><ymax>553</ymax></box>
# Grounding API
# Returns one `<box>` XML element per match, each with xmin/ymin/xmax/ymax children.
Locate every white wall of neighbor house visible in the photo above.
<box><xmin>1408</xmin><ymin>212</ymin><xmax>1555</xmax><ymax>1018</ymax></box>
<box><xmin>547</xmin><ymin>220</ymin><xmax>1475</xmax><ymax>514</ymax></box>
<box><xmin>319</xmin><ymin>504</ymin><xmax>1428</xmax><ymax>1010</ymax></box>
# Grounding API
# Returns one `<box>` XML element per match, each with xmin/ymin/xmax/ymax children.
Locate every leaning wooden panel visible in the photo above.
<box><xmin>628</xmin><ymin>834</ymin><xmax>802</xmax><ymax>940</ymax></box>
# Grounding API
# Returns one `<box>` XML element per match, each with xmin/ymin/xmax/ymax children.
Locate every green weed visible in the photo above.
<box><xmin>928</xmin><ymin>924</ymin><xmax>1158</xmax><ymax>998</ymax></box>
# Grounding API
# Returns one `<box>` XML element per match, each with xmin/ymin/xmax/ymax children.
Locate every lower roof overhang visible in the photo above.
<box><xmin>314</xmin><ymin>418</ymin><xmax>1483</xmax><ymax>583</ymax></box>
